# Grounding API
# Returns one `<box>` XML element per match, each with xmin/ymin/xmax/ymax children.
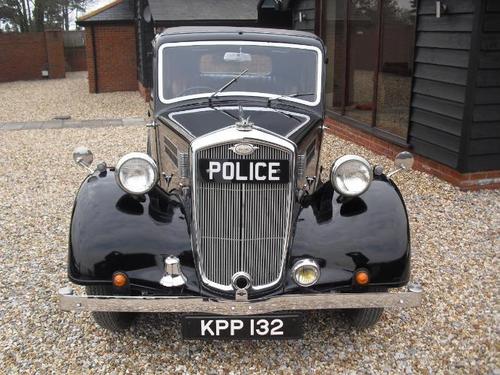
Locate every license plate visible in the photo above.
<box><xmin>199</xmin><ymin>159</ymin><xmax>290</xmax><ymax>183</ymax></box>
<box><xmin>182</xmin><ymin>314</ymin><xmax>303</xmax><ymax>340</ymax></box>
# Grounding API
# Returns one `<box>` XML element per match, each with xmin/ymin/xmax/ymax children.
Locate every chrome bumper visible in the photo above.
<box><xmin>58</xmin><ymin>284</ymin><xmax>423</xmax><ymax>316</ymax></box>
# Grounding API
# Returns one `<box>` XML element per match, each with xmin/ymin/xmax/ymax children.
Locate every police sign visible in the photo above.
<box><xmin>199</xmin><ymin>159</ymin><xmax>290</xmax><ymax>183</ymax></box>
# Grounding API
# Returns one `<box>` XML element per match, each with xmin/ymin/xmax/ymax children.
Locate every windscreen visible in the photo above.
<box><xmin>159</xmin><ymin>43</ymin><xmax>320</xmax><ymax>105</ymax></box>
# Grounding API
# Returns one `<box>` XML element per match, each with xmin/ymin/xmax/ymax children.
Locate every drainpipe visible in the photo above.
<box><xmin>91</xmin><ymin>25</ymin><xmax>99</xmax><ymax>93</ymax></box>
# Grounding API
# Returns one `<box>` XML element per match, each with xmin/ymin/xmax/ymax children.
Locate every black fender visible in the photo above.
<box><xmin>284</xmin><ymin>177</ymin><xmax>411</xmax><ymax>292</ymax></box>
<box><xmin>69</xmin><ymin>170</ymin><xmax>410</xmax><ymax>295</ymax></box>
<box><xmin>68</xmin><ymin>169</ymin><xmax>199</xmax><ymax>292</ymax></box>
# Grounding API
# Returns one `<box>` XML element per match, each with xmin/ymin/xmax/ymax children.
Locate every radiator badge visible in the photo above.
<box><xmin>234</xmin><ymin>105</ymin><xmax>254</xmax><ymax>131</ymax></box>
<box><xmin>229</xmin><ymin>143</ymin><xmax>259</xmax><ymax>156</ymax></box>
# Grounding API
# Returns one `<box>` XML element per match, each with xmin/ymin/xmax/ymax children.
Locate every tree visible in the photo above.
<box><xmin>0</xmin><ymin>0</ymin><xmax>88</xmax><ymax>32</ymax></box>
<box><xmin>0</xmin><ymin>0</ymin><xmax>31</xmax><ymax>31</ymax></box>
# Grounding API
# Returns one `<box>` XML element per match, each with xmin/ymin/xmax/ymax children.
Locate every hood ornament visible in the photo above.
<box><xmin>234</xmin><ymin>105</ymin><xmax>253</xmax><ymax>131</ymax></box>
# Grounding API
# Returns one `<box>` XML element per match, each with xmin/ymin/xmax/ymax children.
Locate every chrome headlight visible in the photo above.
<box><xmin>331</xmin><ymin>155</ymin><xmax>372</xmax><ymax>196</ymax></box>
<box><xmin>115</xmin><ymin>152</ymin><xmax>158</xmax><ymax>195</ymax></box>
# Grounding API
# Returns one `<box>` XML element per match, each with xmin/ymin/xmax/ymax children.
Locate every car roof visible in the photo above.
<box><xmin>155</xmin><ymin>26</ymin><xmax>324</xmax><ymax>49</ymax></box>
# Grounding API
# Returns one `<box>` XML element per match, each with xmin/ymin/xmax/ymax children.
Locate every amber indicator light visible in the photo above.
<box><xmin>112</xmin><ymin>272</ymin><xmax>128</xmax><ymax>287</ymax></box>
<box><xmin>354</xmin><ymin>270</ymin><xmax>369</xmax><ymax>286</ymax></box>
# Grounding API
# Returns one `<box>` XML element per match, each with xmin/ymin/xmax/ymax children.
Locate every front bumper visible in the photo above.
<box><xmin>58</xmin><ymin>284</ymin><xmax>423</xmax><ymax>316</ymax></box>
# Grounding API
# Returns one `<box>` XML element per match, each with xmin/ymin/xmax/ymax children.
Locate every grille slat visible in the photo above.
<box><xmin>194</xmin><ymin>141</ymin><xmax>293</xmax><ymax>290</ymax></box>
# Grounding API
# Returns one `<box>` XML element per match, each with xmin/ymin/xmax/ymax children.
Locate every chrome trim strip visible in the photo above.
<box><xmin>297</xmin><ymin>154</ymin><xmax>306</xmax><ymax>179</ymax></box>
<box><xmin>178</xmin><ymin>152</ymin><xmax>190</xmax><ymax>178</ymax></box>
<box><xmin>158</xmin><ymin>41</ymin><xmax>323</xmax><ymax>106</ymax></box>
<box><xmin>59</xmin><ymin>287</ymin><xmax>423</xmax><ymax>315</ymax></box>
<box><xmin>191</xmin><ymin>126</ymin><xmax>296</xmax><ymax>291</ymax></box>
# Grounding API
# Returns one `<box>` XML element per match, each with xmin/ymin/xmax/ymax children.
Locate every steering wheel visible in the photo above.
<box><xmin>178</xmin><ymin>86</ymin><xmax>214</xmax><ymax>96</ymax></box>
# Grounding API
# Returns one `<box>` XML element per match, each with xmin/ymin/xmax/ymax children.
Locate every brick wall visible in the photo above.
<box><xmin>84</xmin><ymin>24</ymin><xmax>137</xmax><ymax>93</ymax></box>
<box><xmin>0</xmin><ymin>33</ymin><xmax>47</xmax><ymax>82</ymax></box>
<box><xmin>325</xmin><ymin>118</ymin><xmax>500</xmax><ymax>190</ymax></box>
<box><xmin>138</xmin><ymin>80</ymin><xmax>151</xmax><ymax>102</ymax></box>
<box><xmin>84</xmin><ymin>27</ymin><xmax>97</xmax><ymax>93</ymax></box>
<box><xmin>45</xmin><ymin>31</ymin><xmax>65</xmax><ymax>79</ymax></box>
<box><xmin>64</xmin><ymin>47</ymin><xmax>87</xmax><ymax>71</ymax></box>
<box><xmin>0</xmin><ymin>31</ymin><xmax>66</xmax><ymax>82</ymax></box>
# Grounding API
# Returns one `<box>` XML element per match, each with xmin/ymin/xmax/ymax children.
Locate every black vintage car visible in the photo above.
<box><xmin>60</xmin><ymin>27</ymin><xmax>422</xmax><ymax>339</ymax></box>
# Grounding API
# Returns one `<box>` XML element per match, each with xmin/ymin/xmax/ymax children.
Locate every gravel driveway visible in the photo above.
<box><xmin>0</xmin><ymin>127</ymin><xmax>498</xmax><ymax>374</ymax></box>
<box><xmin>0</xmin><ymin>72</ymin><xmax>148</xmax><ymax>122</ymax></box>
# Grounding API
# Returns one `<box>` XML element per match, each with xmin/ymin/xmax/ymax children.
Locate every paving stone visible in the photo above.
<box><xmin>23</xmin><ymin>121</ymin><xmax>45</xmax><ymax>130</ymax></box>
<box><xmin>41</xmin><ymin>120</ymin><xmax>64</xmax><ymax>129</ymax></box>
<box><xmin>122</xmin><ymin>117</ymin><xmax>145</xmax><ymax>127</ymax></box>
<box><xmin>0</xmin><ymin>123</ymin><xmax>25</xmax><ymax>131</ymax></box>
<box><xmin>79</xmin><ymin>120</ymin><xmax>105</xmax><ymax>128</ymax></box>
<box><xmin>0</xmin><ymin>118</ymin><xmax>141</xmax><ymax>131</ymax></box>
<box><xmin>61</xmin><ymin>120</ymin><xmax>84</xmax><ymax>128</ymax></box>
<box><xmin>103</xmin><ymin>119</ymin><xmax>123</xmax><ymax>127</ymax></box>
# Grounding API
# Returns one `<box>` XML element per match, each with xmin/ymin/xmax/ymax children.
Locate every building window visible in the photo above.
<box><xmin>323</xmin><ymin>0</ymin><xmax>346</xmax><ymax>112</ymax></box>
<box><xmin>375</xmin><ymin>0</ymin><xmax>416</xmax><ymax>138</ymax></box>
<box><xmin>321</xmin><ymin>0</ymin><xmax>416</xmax><ymax>140</ymax></box>
<box><xmin>345</xmin><ymin>0</ymin><xmax>378</xmax><ymax>124</ymax></box>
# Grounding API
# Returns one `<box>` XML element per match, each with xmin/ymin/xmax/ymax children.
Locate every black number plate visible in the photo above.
<box><xmin>199</xmin><ymin>159</ymin><xmax>290</xmax><ymax>183</ymax></box>
<box><xmin>182</xmin><ymin>315</ymin><xmax>303</xmax><ymax>340</ymax></box>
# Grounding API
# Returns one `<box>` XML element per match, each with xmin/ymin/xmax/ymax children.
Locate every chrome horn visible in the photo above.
<box><xmin>160</xmin><ymin>256</ymin><xmax>187</xmax><ymax>287</ymax></box>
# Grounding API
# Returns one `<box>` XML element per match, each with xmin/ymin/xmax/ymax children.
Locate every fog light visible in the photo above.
<box><xmin>112</xmin><ymin>272</ymin><xmax>128</xmax><ymax>287</ymax></box>
<box><xmin>292</xmin><ymin>259</ymin><xmax>320</xmax><ymax>287</ymax></box>
<box><xmin>354</xmin><ymin>269</ymin><xmax>370</xmax><ymax>286</ymax></box>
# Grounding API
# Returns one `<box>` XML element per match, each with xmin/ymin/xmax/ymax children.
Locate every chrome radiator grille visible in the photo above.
<box><xmin>193</xmin><ymin>142</ymin><xmax>294</xmax><ymax>290</ymax></box>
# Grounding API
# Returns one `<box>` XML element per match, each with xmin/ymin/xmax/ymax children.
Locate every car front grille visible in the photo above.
<box><xmin>193</xmin><ymin>141</ymin><xmax>294</xmax><ymax>291</ymax></box>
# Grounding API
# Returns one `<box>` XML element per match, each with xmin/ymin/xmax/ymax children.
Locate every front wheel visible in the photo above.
<box><xmin>344</xmin><ymin>287</ymin><xmax>387</xmax><ymax>329</ymax></box>
<box><xmin>86</xmin><ymin>285</ymin><xmax>137</xmax><ymax>331</ymax></box>
<box><xmin>346</xmin><ymin>308</ymin><xmax>384</xmax><ymax>329</ymax></box>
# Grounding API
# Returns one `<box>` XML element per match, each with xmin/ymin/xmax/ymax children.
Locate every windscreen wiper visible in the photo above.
<box><xmin>211</xmin><ymin>106</ymin><xmax>239</xmax><ymax>121</ymax></box>
<box><xmin>208</xmin><ymin>69</ymin><xmax>249</xmax><ymax>105</ymax></box>
<box><xmin>268</xmin><ymin>107</ymin><xmax>303</xmax><ymax>123</ymax></box>
<box><xmin>267</xmin><ymin>92</ymin><xmax>315</xmax><ymax>106</ymax></box>
<box><xmin>266</xmin><ymin>92</ymin><xmax>316</xmax><ymax>122</ymax></box>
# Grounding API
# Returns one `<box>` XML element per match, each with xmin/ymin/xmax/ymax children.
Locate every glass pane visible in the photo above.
<box><xmin>160</xmin><ymin>44</ymin><xmax>320</xmax><ymax>104</ymax></box>
<box><xmin>323</xmin><ymin>0</ymin><xmax>347</xmax><ymax>111</ymax></box>
<box><xmin>375</xmin><ymin>0</ymin><xmax>416</xmax><ymax>138</ymax></box>
<box><xmin>344</xmin><ymin>0</ymin><xmax>379</xmax><ymax>124</ymax></box>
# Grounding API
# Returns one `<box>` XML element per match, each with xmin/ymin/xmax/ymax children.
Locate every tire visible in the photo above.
<box><xmin>346</xmin><ymin>307</ymin><xmax>384</xmax><ymax>329</ymax></box>
<box><xmin>86</xmin><ymin>285</ymin><xmax>137</xmax><ymax>331</ymax></box>
<box><xmin>345</xmin><ymin>287</ymin><xmax>387</xmax><ymax>329</ymax></box>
